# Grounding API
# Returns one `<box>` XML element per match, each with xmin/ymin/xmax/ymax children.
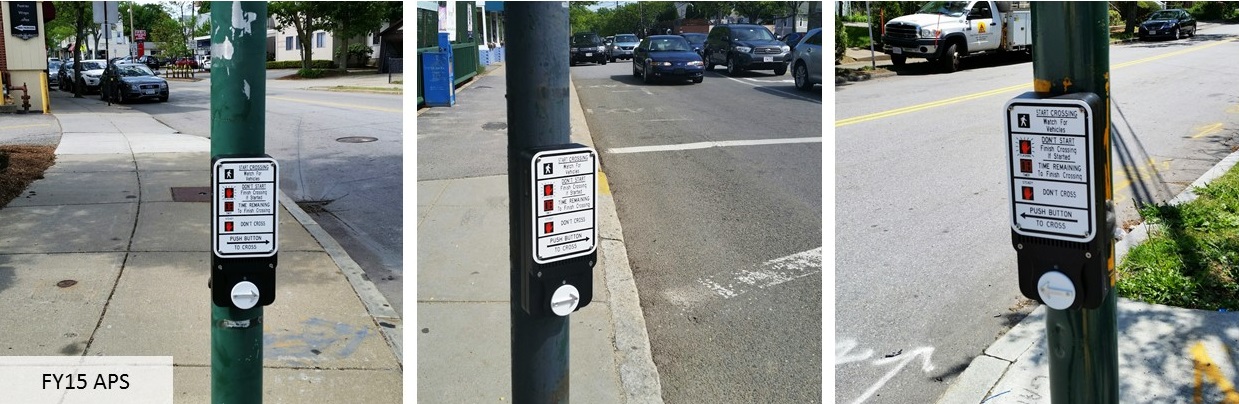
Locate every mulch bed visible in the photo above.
<box><xmin>0</xmin><ymin>145</ymin><xmax>57</xmax><ymax>209</ymax></box>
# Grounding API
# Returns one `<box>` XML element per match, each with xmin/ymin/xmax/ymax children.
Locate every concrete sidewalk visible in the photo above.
<box><xmin>938</xmin><ymin>149</ymin><xmax>1239</xmax><ymax>404</ymax></box>
<box><xmin>416</xmin><ymin>65</ymin><xmax>664</xmax><ymax>402</ymax></box>
<box><xmin>0</xmin><ymin>90</ymin><xmax>402</xmax><ymax>401</ymax></box>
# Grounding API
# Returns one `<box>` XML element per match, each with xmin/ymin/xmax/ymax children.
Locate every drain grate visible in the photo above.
<box><xmin>336</xmin><ymin>136</ymin><xmax>378</xmax><ymax>143</ymax></box>
<box><xmin>171</xmin><ymin>186</ymin><xmax>212</xmax><ymax>202</ymax></box>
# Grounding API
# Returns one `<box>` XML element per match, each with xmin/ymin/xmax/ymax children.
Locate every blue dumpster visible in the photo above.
<box><xmin>422</xmin><ymin>33</ymin><xmax>456</xmax><ymax>107</ymax></box>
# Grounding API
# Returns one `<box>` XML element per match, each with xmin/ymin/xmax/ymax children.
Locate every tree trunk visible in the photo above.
<box><xmin>1122</xmin><ymin>2</ymin><xmax>1137</xmax><ymax>36</ymax></box>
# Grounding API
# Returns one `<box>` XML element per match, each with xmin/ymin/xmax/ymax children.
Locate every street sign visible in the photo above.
<box><xmin>212</xmin><ymin>157</ymin><xmax>279</xmax><ymax>258</ymax></box>
<box><xmin>1006</xmin><ymin>98</ymin><xmax>1096</xmax><ymax>242</ymax></box>
<box><xmin>8</xmin><ymin>2</ymin><xmax>39</xmax><ymax>40</ymax></box>
<box><xmin>135</xmin><ymin>29</ymin><xmax>146</xmax><ymax>41</ymax></box>
<box><xmin>531</xmin><ymin>147</ymin><xmax>597</xmax><ymax>264</ymax></box>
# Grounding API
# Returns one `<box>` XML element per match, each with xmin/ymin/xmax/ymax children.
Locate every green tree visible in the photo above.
<box><xmin>733</xmin><ymin>1</ymin><xmax>782</xmax><ymax>24</ymax></box>
<box><xmin>695</xmin><ymin>1</ymin><xmax>734</xmax><ymax>22</ymax></box>
<box><xmin>49</xmin><ymin>1</ymin><xmax>93</xmax><ymax>97</ymax></box>
<box><xmin>320</xmin><ymin>2</ymin><xmax>392</xmax><ymax>71</ymax></box>
<box><xmin>269</xmin><ymin>1</ymin><xmax>334</xmax><ymax>70</ymax></box>
<box><xmin>569</xmin><ymin>2</ymin><xmax>601</xmax><ymax>34</ymax></box>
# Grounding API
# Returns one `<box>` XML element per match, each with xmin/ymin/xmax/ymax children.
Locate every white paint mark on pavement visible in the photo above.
<box><xmin>647</xmin><ymin>118</ymin><xmax>691</xmax><ymax>122</ymax></box>
<box><xmin>608</xmin><ymin>137</ymin><xmax>821</xmax><ymax>154</ymax></box>
<box><xmin>718</xmin><ymin>74</ymin><xmax>820</xmax><ymax>103</ymax></box>
<box><xmin>836</xmin><ymin>337</ymin><xmax>938</xmax><ymax>404</ymax></box>
<box><xmin>835</xmin><ymin>338</ymin><xmax>875</xmax><ymax>366</ymax></box>
<box><xmin>698</xmin><ymin>247</ymin><xmax>821</xmax><ymax>299</ymax></box>
<box><xmin>641</xmin><ymin>87</ymin><xmax>654</xmax><ymax>95</ymax></box>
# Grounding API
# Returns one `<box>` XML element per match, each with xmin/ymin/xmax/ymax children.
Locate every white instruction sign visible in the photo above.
<box><xmin>1006</xmin><ymin>97</ymin><xmax>1096</xmax><ymax>242</ymax></box>
<box><xmin>213</xmin><ymin>157</ymin><xmax>279</xmax><ymax>258</ymax></box>
<box><xmin>531</xmin><ymin>147</ymin><xmax>598</xmax><ymax>264</ymax></box>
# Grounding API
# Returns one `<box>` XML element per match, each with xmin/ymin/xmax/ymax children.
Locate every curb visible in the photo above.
<box><xmin>936</xmin><ymin>146</ymin><xmax>1239</xmax><ymax>403</ymax></box>
<box><xmin>278</xmin><ymin>190</ymin><xmax>404</xmax><ymax>369</ymax></box>
<box><xmin>567</xmin><ymin>72</ymin><xmax>665</xmax><ymax>403</ymax></box>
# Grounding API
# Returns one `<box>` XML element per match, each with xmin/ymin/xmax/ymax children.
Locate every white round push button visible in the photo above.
<box><xmin>550</xmin><ymin>284</ymin><xmax>581</xmax><ymax>316</ymax></box>
<box><xmin>230</xmin><ymin>281</ymin><xmax>261</xmax><ymax>310</ymax></box>
<box><xmin>1037</xmin><ymin>271</ymin><xmax>1076</xmax><ymax>310</ymax></box>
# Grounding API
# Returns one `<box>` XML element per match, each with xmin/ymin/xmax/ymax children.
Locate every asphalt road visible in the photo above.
<box><xmin>573</xmin><ymin>59</ymin><xmax>824</xmax><ymax>402</ymax></box>
<box><xmin>96</xmin><ymin>69</ymin><xmax>406</xmax><ymax>317</ymax></box>
<box><xmin>834</xmin><ymin>25</ymin><xmax>1239</xmax><ymax>403</ymax></box>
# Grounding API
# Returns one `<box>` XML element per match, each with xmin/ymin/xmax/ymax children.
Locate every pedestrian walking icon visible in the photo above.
<box><xmin>1018</xmin><ymin>113</ymin><xmax>1030</xmax><ymax>128</ymax></box>
<box><xmin>543</xmin><ymin>163</ymin><xmax>553</xmax><ymax>175</ymax></box>
<box><xmin>225</xmin><ymin>169</ymin><xmax>234</xmax><ymax>179</ymax></box>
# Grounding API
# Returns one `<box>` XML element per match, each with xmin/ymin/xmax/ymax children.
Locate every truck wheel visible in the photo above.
<box><xmin>940</xmin><ymin>43</ymin><xmax>960</xmax><ymax>73</ymax></box>
<box><xmin>891</xmin><ymin>55</ymin><xmax>906</xmax><ymax>66</ymax></box>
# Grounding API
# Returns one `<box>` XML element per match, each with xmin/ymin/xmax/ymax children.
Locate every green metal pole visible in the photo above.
<box><xmin>1031</xmin><ymin>3</ymin><xmax>1119</xmax><ymax>403</ymax></box>
<box><xmin>507</xmin><ymin>3</ymin><xmax>571</xmax><ymax>402</ymax></box>
<box><xmin>210</xmin><ymin>2</ymin><xmax>267</xmax><ymax>403</ymax></box>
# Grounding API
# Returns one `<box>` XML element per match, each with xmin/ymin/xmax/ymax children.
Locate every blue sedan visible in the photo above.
<box><xmin>632</xmin><ymin>35</ymin><xmax>704</xmax><ymax>84</ymax></box>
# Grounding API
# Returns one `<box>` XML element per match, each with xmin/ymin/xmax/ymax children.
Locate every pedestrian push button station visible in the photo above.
<box><xmin>518</xmin><ymin>144</ymin><xmax>598</xmax><ymax>317</ymax></box>
<box><xmin>1005</xmin><ymin>92</ymin><xmax>1112</xmax><ymax>310</ymax></box>
<box><xmin>211</xmin><ymin>156</ymin><xmax>279</xmax><ymax>309</ymax></box>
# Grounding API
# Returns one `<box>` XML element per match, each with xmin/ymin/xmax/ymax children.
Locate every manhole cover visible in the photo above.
<box><xmin>57</xmin><ymin>280</ymin><xmax>77</xmax><ymax>288</ymax></box>
<box><xmin>482</xmin><ymin>122</ymin><xmax>507</xmax><ymax>131</ymax></box>
<box><xmin>171</xmin><ymin>186</ymin><xmax>212</xmax><ymax>202</ymax></box>
<box><xmin>337</xmin><ymin>136</ymin><xmax>378</xmax><ymax>143</ymax></box>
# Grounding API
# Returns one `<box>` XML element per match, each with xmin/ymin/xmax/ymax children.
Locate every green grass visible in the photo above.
<box><xmin>844</xmin><ymin>25</ymin><xmax>874</xmax><ymax>49</ymax></box>
<box><xmin>1116</xmin><ymin>163</ymin><xmax>1239</xmax><ymax>310</ymax></box>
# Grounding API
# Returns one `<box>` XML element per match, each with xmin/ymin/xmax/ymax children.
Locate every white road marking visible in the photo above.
<box><xmin>647</xmin><ymin>118</ymin><xmax>691</xmax><ymax>122</ymax></box>
<box><xmin>744</xmin><ymin>77</ymin><xmax>796</xmax><ymax>84</ymax></box>
<box><xmin>698</xmin><ymin>247</ymin><xmax>822</xmax><ymax>299</ymax></box>
<box><xmin>717</xmin><ymin>74</ymin><xmax>820</xmax><ymax>103</ymax></box>
<box><xmin>608</xmin><ymin>137</ymin><xmax>821</xmax><ymax>154</ymax></box>
<box><xmin>641</xmin><ymin>87</ymin><xmax>654</xmax><ymax>95</ymax></box>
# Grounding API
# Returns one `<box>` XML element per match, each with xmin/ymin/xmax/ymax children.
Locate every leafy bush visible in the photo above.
<box><xmin>1188</xmin><ymin>1</ymin><xmax>1232</xmax><ymax>21</ymax></box>
<box><xmin>296</xmin><ymin>68</ymin><xmax>326</xmax><ymax>78</ymax></box>
<box><xmin>266</xmin><ymin>60</ymin><xmax>336</xmax><ymax>69</ymax></box>
<box><xmin>835</xmin><ymin>17</ymin><xmax>847</xmax><ymax>65</ymax></box>
<box><xmin>335</xmin><ymin>44</ymin><xmax>374</xmax><ymax>67</ymax></box>
<box><xmin>1109</xmin><ymin>9</ymin><xmax>1123</xmax><ymax>26</ymax></box>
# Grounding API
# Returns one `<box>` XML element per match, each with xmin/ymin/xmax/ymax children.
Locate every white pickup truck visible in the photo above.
<box><xmin>881</xmin><ymin>1</ymin><xmax>1031</xmax><ymax>72</ymax></box>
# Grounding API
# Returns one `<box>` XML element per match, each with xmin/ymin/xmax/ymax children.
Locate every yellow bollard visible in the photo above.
<box><xmin>41</xmin><ymin>72</ymin><xmax>50</xmax><ymax>114</ymax></box>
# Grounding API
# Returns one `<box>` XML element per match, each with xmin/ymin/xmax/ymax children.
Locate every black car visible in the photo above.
<box><xmin>632</xmin><ymin>35</ymin><xmax>704</xmax><ymax>84</ymax></box>
<box><xmin>570</xmin><ymin>32</ymin><xmax>608</xmax><ymax>65</ymax></box>
<box><xmin>703</xmin><ymin>24</ymin><xmax>791</xmax><ymax>76</ymax></box>
<box><xmin>1139</xmin><ymin>9</ymin><xmax>1196</xmax><ymax>40</ymax></box>
<box><xmin>781</xmin><ymin>32</ymin><xmax>806</xmax><ymax>52</ymax></box>
<box><xmin>56</xmin><ymin>60</ymin><xmax>75</xmax><ymax>91</ymax></box>
<box><xmin>680</xmin><ymin>33</ymin><xmax>707</xmax><ymax>57</ymax></box>
<box><xmin>100</xmin><ymin>62</ymin><xmax>169</xmax><ymax>103</ymax></box>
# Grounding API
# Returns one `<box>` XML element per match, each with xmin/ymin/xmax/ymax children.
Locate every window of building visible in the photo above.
<box><xmin>316</xmin><ymin>32</ymin><xmax>326</xmax><ymax>48</ymax></box>
<box><xmin>285</xmin><ymin>36</ymin><xmax>293</xmax><ymax>51</ymax></box>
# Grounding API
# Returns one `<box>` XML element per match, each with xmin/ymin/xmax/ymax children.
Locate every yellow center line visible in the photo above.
<box><xmin>267</xmin><ymin>96</ymin><xmax>401</xmax><ymax>113</ymax></box>
<box><xmin>1191</xmin><ymin>123</ymin><xmax>1224</xmax><ymax>139</ymax></box>
<box><xmin>837</xmin><ymin>37</ymin><xmax>1239</xmax><ymax>128</ymax></box>
<box><xmin>0</xmin><ymin>123</ymin><xmax>52</xmax><ymax>131</ymax></box>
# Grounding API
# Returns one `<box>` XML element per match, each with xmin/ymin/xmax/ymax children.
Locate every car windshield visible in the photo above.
<box><xmin>116</xmin><ymin>64</ymin><xmax>155</xmax><ymax>77</ymax></box>
<box><xmin>649</xmin><ymin>37</ymin><xmax>691</xmax><ymax>52</ymax></box>
<box><xmin>682</xmin><ymin>34</ymin><xmax>706</xmax><ymax>44</ymax></box>
<box><xmin>49</xmin><ymin>61</ymin><xmax>61</xmax><ymax>69</ymax></box>
<box><xmin>615</xmin><ymin>35</ymin><xmax>638</xmax><ymax>43</ymax></box>
<box><xmin>572</xmin><ymin>34</ymin><xmax>600</xmax><ymax>45</ymax></box>
<box><xmin>79</xmin><ymin>61</ymin><xmax>104</xmax><ymax>70</ymax></box>
<box><xmin>1149</xmin><ymin>11</ymin><xmax>1179</xmax><ymax>20</ymax></box>
<box><xmin>917</xmin><ymin>1</ymin><xmax>970</xmax><ymax>17</ymax></box>
<box><xmin>732</xmin><ymin>26</ymin><xmax>776</xmax><ymax>41</ymax></box>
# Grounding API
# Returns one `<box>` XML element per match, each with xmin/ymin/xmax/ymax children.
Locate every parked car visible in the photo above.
<box><xmin>47</xmin><ymin>60</ymin><xmax>61</xmax><ymax>88</ymax></box>
<box><xmin>680</xmin><ymin>33</ymin><xmax>707</xmax><ymax>57</ymax></box>
<box><xmin>137</xmin><ymin>55</ymin><xmax>162</xmax><ymax>70</ymax></box>
<box><xmin>781</xmin><ymin>32</ymin><xmax>807</xmax><ymax>52</ymax></box>
<box><xmin>75</xmin><ymin>59</ymin><xmax>109</xmax><ymax>94</ymax></box>
<box><xmin>202</xmin><ymin>57</ymin><xmax>211</xmax><ymax>71</ymax></box>
<box><xmin>703</xmin><ymin>24</ymin><xmax>790</xmax><ymax>76</ymax></box>
<box><xmin>174</xmin><ymin>57</ymin><xmax>199</xmax><ymax>69</ymax></box>
<box><xmin>570</xmin><ymin>32</ymin><xmax>608</xmax><ymax>65</ymax></box>
<box><xmin>56</xmin><ymin>60</ymin><xmax>74</xmax><ymax>91</ymax></box>
<box><xmin>632</xmin><ymin>35</ymin><xmax>704</xmax><ymax>84</ymax></box>
<box><xmin>790</xmin><ymin>28</ymin><xmax>822</xmax><ymax>91</ymax></box>
<box><xmin>101</xmin><ymin>62</ymin><xmax>169</xmax><ymax>103</ymax></box>
<box><xmin>1139</xmin><ymin>9</ymin><xmax>1196</xmax><ymax>40</ymax></box>
<box><xmin>608</xmin><ymin>34</ymin><xmax>640</xmax><ymax>62</ymax></box>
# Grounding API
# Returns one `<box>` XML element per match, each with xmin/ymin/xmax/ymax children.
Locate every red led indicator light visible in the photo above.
<box><xmin>1022</xmin><ymin>186</ymin><xmax>1034</xmax><ymax>201</ymax></box>
<box><xmin>544</xmin><ymin>222</ymin><xmax>553</xmax><ymax>234</ymax></box>
<box><xmin>224</xmin><ymin>187</ymin><xmax>234</xmax><ymax>199</ymax></box>
<box><xmin>224</xmin><ymin>222</ymin><xmax>234</xmax><ymax>232</ymax></box>
<box><xmin>544</xmin><ymin>184</ymin><xmax>553</xmax><ymax>196</ymax></box>
<box><xmin>543</xmin><ymin>200</ymin><xmax>553</xmax><ymax>212</ymax></box>
<box><xmin>1019</xmin><ymin>140</ymin><xmax>1032</xmax><ymax>155</ymax></box>
<box><xmin>224</xmin><ymin>201</ymin><xmax>234</xmax><ymax>212</ymax></box>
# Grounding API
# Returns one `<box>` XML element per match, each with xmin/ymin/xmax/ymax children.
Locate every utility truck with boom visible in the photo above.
<box><xmin>881</xmin><ymin>1</ymin><xmax>1031</xmax><ymax>72</ymax></box>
